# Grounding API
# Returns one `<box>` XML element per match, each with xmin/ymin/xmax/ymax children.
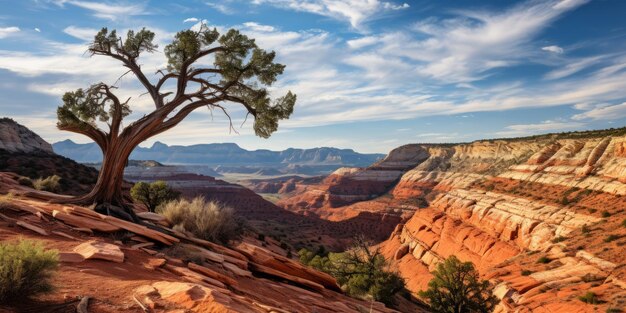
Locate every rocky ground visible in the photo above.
<box><xmin>0</xmin><ymin>173</ymin><xmax>424</xmax><ymax>313</ymax></box>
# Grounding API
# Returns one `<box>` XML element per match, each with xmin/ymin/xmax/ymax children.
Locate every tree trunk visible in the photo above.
<box><xmin>70</xmin><ymin>135</ymin><xmax>139</xmax><ymax>221</ymax></box>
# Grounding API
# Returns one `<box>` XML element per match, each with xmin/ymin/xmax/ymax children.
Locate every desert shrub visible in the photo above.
<box><xmin>17</xmin><ymin>176</ymin><xmax>33</xmax><ymax>188</ymax></box>
<box><xmin>158</xmin><ymin>197</ymin><xmax>240</xmax><ymax>244</ymax></box>
<box><xmin>419</xmin><ymin>256</ymin><xmax>498</xmax><ymax>313</ymax></box>
<box><xmin>606</xmin><ymin>307</ymin><xmax>623</xmax><ymax>313</ymax></box>
<box><xmin>0</xmin><ymin>239</ymin><xmax>58</xmax><ymax>302</ymax></box>
<box><xmin>602</xmin><ymin>211</ymin><xmax>611</xmax><ymax>218</ymax></box>
<box><xmin>130</xmin><ymin>181</ymin><xmax>180</xmax><ymax>212</ymax></box>
<box><xmin>0</xmin><ymin>193</ymin><xmax>16</xmax><ymax>210</ymax></box>
<box><xmin>578</xmin><ymin>291</ymin><xmax>599</xmax><ymax>304</ymax></box>
<box><xmin>299</xmin><ymin>237</ymin><xmax>405</xmax><ymax>306</ymax></box>
<box><xmin>537</xmin><ymin>256</ymin><xmax>551</xmax><ymax>264</ymax></box>
<box><xmin>604</xmin><ymin>235</ymin><xmax>619</xmax><ymax>243</ymax></box>
<box><xmin>622</xmin><ymin>219</ymin><xmax>626</xmax><ymax>228</ymax></box>
<box><xmin>552</xmin><ymin>236</ymin><xmax>566</xmax><ymax>243</ymax></box>
<box><xmin>521</xmin><ymin>270</ymin><xmax>533</xmax><ymax>276</ymax></box>
<box><xmin>33</xmin><ymin>175</ymin><xmax>61</xmax><ymax>193</ymax></box>
<box><xmin>588</xmin><ymin>208</ymin><xmax>597</xmax><ymax>214</ymax></box>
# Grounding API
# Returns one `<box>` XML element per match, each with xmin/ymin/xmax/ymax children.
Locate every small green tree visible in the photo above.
<box><xmin>420</xmin><ymin>256</ymin><xmax>498</xmax><ymax>313</ymax></box>
<box><xmin>298</xmin><ymin>237</ymin><xmax>406</xmax><ymax>306</ymax></box>
<box><xmin>130</xmin><ymin>181</ymin><xmax>180</xmax><ymax>212</ymax></box>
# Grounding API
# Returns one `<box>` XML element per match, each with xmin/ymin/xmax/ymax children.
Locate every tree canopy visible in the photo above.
<box><xmin>419</xmin><ymin>256</ymin><xmax>498</xmax><ymax>313</ymax></box>
<box><xmin>57</xmin><ymin>24</ymin><xmax>296</xmax><ymax>151</ymax></box>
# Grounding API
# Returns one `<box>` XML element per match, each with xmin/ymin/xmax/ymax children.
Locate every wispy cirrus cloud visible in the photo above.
<box><xmin>572</xmin><ymin>102</ymin><xmax>626</xmax><ymax>121</ymax></box>
<box><xmin>250</xmin><ymin>0</ymin><xmax>409</xmax><ymax>30</ymax></box>
<box><xmin>496</xmin><ymin>120</ymin><xmax>585</xmax><ymax>137</ymax></box>
<box><xmin>0</xmin><ymin>26</ymin><xmax>20</xmax><ymax>38</ymax></box>
<box><xmin>542</xmin><ymin>45</ymin><xmax>564</xmax><ymax>54</ymax></box>
<box><xmin>53</xmin><ymin>0</ymin><xmax>149</xmax><ymax>20</ymax></box>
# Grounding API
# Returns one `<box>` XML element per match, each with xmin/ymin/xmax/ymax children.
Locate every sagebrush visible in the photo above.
<box><xmin>33</xmin><ymin>175</ymin><xmax>61</xmax><ymax>193</ymax></box>
<box><xmin>158</xmin><ymin>197</ymin><xmax>241</xmax><ymax>244</ymax></box>
<box><xmin>0</xmin><ymin>239</ymin><xmax>59</xmax><ymax>303</ymax></box>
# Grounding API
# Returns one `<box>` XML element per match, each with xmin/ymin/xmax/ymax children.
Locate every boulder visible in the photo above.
<box><xmin>74</xmin><ymin>241</ymin><xmax>124</xmax><ymax>263</ymax></box>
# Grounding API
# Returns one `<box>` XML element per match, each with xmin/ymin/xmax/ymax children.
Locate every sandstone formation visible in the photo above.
<box><xmin>0</xmin><ymin>173</ymin><xmax>426</xmax><ymax>312</ymax></box>
<box><xmin>280</xmin><ymin>129</ymin><xmax>626</xmax><ymax>311</ymax></box>
<box><xmin>0</xmin><ymin>118</ymin><xmax>53</xmax><ymax>153</ymax></box>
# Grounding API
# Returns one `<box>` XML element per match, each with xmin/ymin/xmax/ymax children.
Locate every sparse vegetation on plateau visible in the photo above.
<box><xmin>0</xmin><ymin>239</ymin><xmax>58</xmax><ymax>303</ymax></box>
<box><xmin>158</xmin><ymin>197</ymin><xmax>241</xmax><ymax>244</ymax></box>
<box><xmin>130</xmin><ymin>181</ymin><xmax>180</xmax><ymax>212</ymax></box>
<box><xmin>299</xmin><ymin>237</ymin><xmax>405</xmax><ymax>306</ymax></box>
<box><xmin>604</xmin><ymin>235</ymin><xmax>619</xmax><ymax>243</ymax></box>
<box><xmin>602</xmin><ymin>210</ymin><xmax>611</xmax><ymax>218</ymax></box>
<box><xmin>578</xmin><ymin>291</ymin><xmax>600</xmax><ymax>304</ymax></box>
<box><xmin>419</xmin><ymin>256</ymin><xmax>498</xmax><ymax>313</ymax></box>
<box><xmin>537</xmin><ymin>256</ymin><xmax>551</xmax><ymax>264</ymax></box>
<box><xmin>521</xmin><ymin>270</ymin><xmax>533</xmax><ymax>276</ymax></box>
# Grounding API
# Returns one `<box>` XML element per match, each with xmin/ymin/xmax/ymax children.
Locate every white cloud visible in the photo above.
<box><xmin>496</xmin><ymin>120</ymin><xmax>585</xmax><ymax>137</ymax></box>
<box><xmin>55</xmin><ymin>0</ymin><xmax>149</xmax><ymax>20</ymax></box>
<box><xmin>183</xmin><ymin>17</ymin><xmax>199</xmax><ymax>23</ymax></box>
<box><xmin>251</xmin><ymin>0</ymin><xmax>409</xmax><ymax>30</ymax></box>
<box><xmin>572</xmin><ymin>102</ymin><xmax>626</xmax><ymax>121</ymax></box>
<box><xmin>544</xmin><ymin>55</ymin><xmax>604</xmax><ymax>80</ymax></box>
<box><xmin>243</xmin><ymin>22</ymin><xmax>276</xmax><ymax>32</ymax></box>
<box><xmin>63</xmin><ymin>25</ymin><xmax>99</xmax><ymax>41</ymax></box>
<box><xmin>34</xmin><ymin>28</ymin><xmax>41</xmax><ymax>33</ymax></box>
<box><xmin>542</xmin><ymin>45</ymin><xmax>563</xmax><ymax>54</ymax></box>
<box><xmin>206</xmin><ymin>2</ymin><xmax>234</xmax><ymax>14</ymax></box>
<box><xmin>0</xmin><ymin>26</ymin><xmax>20</xmax><ymax>39</ymax></box>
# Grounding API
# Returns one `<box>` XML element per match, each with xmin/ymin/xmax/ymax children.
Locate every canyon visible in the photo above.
<box><xmin>1</xmin><ymin>117</ymin><xmax>626</xmax><ymax>312</ymax></box>
<box><xmin>277</xmin><ymin>128</ymin><xmax>626</xmax><ymax>312</ymax></box>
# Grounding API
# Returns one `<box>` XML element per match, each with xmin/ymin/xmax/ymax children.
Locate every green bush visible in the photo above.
<box><xmin>551</xmin><ymin>236</ymin><xmax>566</xmax><ymax>243</ymax></box>
<box><xmin>581</xmin><ymin>225</ymin><xmax>590</xmax><ymax>234</ymax></box>
<box><xmin>588</xmin><ymin>208</ymin><xmax>597</xmax><ymax>214</ymax></box>
<box><xmin>601</xmin><ymin>211</ymin><xmax>611</xmax><ymax>218</ymax></box>
<box><xmin>158</xmin><ymin>197</ymin><xmax>240</xmax><ymax>244</ymax></box>
<box><xmin>419</xmin><ymin>256</ymin><xmax>497</xmax><ymax>313</ymax></box>
<box><xmin>130</xmin><ymin>181</ymin><xmax>180</xmax><ymax>212</ymax></box>
<box><xmin>33</xmin><ymin>175</ymin><xmax>61</xmax><ymax>193</ymax></box>
<box><xmin>299</xmin><ymin>238</ymin><xmax>405</xmax><ymax>306</ymax></box>
<box><xmin>604</xmin><ymin>235</ymin><xmax>619</xmax><ymax>243</ymax></box>
<box><xmin>537</xmin><ymin>256</ymin><xmax>551</xmax><ymax>264</ymax></box>
<box><xmin>521</xmin><ymin>270</ymin><xmax>533</xmax><ymax>276</ymax></box>
<box><xmin>578</xmin><ymin>291</ymin><xmax>599</xmax><ymax>304</ymax></box>
<box><xmin>0</xmin><ymin>239</ymin><xmax>59</xmax><ymax>302</ymax></box>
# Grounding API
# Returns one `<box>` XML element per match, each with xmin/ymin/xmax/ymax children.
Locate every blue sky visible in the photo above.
<box><xmin>0</xmin><ymin>0</ymin><xmax>625</xmax><ymax>153</ymax></box>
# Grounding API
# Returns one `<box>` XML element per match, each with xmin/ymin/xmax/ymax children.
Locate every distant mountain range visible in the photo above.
<box><xmin>52</xmin><ymin>140</ymin><xmax>384</xmax><ymax>168</ymax></box>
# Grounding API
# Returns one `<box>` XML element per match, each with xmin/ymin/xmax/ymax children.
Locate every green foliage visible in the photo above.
<box><xmin>521</xmin><ymin>270</ymin><xmax>533</xmax><ymax>276</ymax></box>
<box><xmin>578</xmin><ymin>291</ymin><xmax>599</xmax><ymax>304</ymax></box>
<box><xmin>419</xmin><ymin>256</ymin><xmax>498</xmax><ymax>313</ymax></box>
<box><xmin>537</xmin><ymin>256</ymin><xmax>551</xmax><ymax>264</ymax></box>
<box><xmin>299</xmin><ymin>238</ymin><xmax>405</xmax><ymax>306</ymax></box>
<box><xmin>33</xmin><ymin>175</ymin><xmax>61</xmax><ymax>193</ymax></box>
<box><xmin>130</xmin><ymin>181</ymin><xmax>180</xmax><ymax>212</ymax></box>
<box><xmin>0</xmin><ymin>239</ymin><xmax>59</xmax><ymax>302</ymax></box>
<box><xmin>601</xmin><ymin>211</ymin><xmax>611</xmax><ymax>218</ymax></box>
<box><xmin>57</xmin><ymin>84</ymin><xmax>131</xmax><ymax>129</ymax></box>
<box><xmin>588</xmin><ymin>208</ymin><xmax>597</xmax><ymax>214</ymax></box>
<box><xmin>604</xmin><ymin>235</ymin><xmax>619</xmax><ymax>243</ymax></box>
<box><xmin>551</xmin><ymin>236</ymin><xmax>567</xmax><ymax>243</ymax></box>
<box><xmin>158</xmin><ymin>197</ymin><xmax>241</xmax><ymax>244</ymax></box>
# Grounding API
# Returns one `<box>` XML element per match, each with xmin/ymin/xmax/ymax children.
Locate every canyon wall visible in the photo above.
<box><xmin>280</xmin><ymin>130</ymin><xmax>626</xmax><ymax>312</ymax></box>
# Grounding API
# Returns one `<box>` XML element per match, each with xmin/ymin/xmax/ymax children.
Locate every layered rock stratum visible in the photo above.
<box><xmin>0</xmin><ymin>118</ymin><xmax>52</xmax><ymax>153</ymax></box>
<box><xmin>279</xmin><ymin>128</ymin><xmax>626</xmax><ymax>312</ymax></box>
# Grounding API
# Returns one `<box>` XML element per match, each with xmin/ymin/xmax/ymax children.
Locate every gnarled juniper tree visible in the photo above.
<box><xmin>55</xmin><ymin>25</ymin><xmax>295</xmax><ymax>221</ymax></box>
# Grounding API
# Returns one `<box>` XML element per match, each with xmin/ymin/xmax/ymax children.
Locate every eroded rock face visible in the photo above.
<box><xmin>0</xmin><ymin>118</ymin><xmax>53</xmax><ymax>153</ymax></box>
<box><xmin>280</xmin><ymin>131</ymin><xmax>626</xmax><ymax>311</ymax></box>
<box><xmin>74</xmin><ymin>241</ymin><xmax>125</xmax><ymax>263</ymax></box>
